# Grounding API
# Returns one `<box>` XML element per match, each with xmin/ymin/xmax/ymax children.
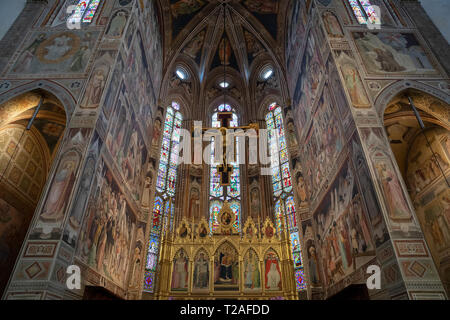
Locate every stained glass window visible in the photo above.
<box><xmin>266</xmin><ymin>105</ymin><xmax>293</xmax><ymax>199</ymax></box>
<box><xmin>144</xmin><ymin>102</ymin><xmax>183</xmax><ymax>293</ymax></box>
<box><xmin>209</xmin><ymin>104</ymin><xmax>241</xmax><ymax>234</ymax></box>
<box><xmin>82</xmin><ymin>0</ymin><xmax>101</xmax><ymax>22</ymax></box>
<box><xmin>209</xmin><ymin>201</ymin><xmax>223</xmax><ymax>232</ymax></box>
<box><xmin>348</xmin><ymin>0</ymin><xmax>381</xmax><ymax>25</ymax></box>
<box><xmin>295</xmin><ymin>269</ymin><xmax>307</xmax><ymax>291</ymax></box>
<box><xmin>67</xmin><ymin>0</ymin><xmax>102</xmax><ymax>24</ymax></box>
<box><xmin>266</xmin><ymin>103</ymin><xmax>306</xmax><ymax>292</ymax></box>
<box><xmin>156</xmin><ymin>104</ymin><xmax>182</xmax><ymax>197</ymax></box>
<box><xmin>143</xmin><ymin>270</ymin><xmax>155</xmax><ymax>291</ymax></box>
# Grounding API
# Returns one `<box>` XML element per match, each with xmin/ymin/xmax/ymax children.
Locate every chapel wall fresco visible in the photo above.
<box><xmin>405</xmin><ymin>127</ymin><xmax>450</xmax><ymax>294</ymax></box>
<box><xmin>286</xmin><ymin>0</ymin><xmax>448</xmax><ymax>299</ymax></box>
<box><xmin>1</xmin><ymin>0</ymin><xmax>163</xmax><ymax>300</ymax></box>
<box><xmin>0</xmin><ymin>88</ymin><xmax>68</xmax><ymax>297</ymax></box>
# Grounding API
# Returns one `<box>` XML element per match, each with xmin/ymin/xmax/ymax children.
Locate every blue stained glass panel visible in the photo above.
<box><xmin>293</xmin><ymin>252</ymin><xmax>303</xmax><ymax>269</ymax></box>
<box><xmin>230</xmin><ymin>201</ymin><xmax>240</xmax><ymax>232</ymax></box>
<box><xmin>272</xmin><ymin>166</ymin><xmax>281</xmax><ymax>182</ymax></box>
<box><xmin>148</xmin><ymin>235</ymin><xmax>159</xmax><ymax>254</ymax></box>
<box><xmin>210</xmin><ymin>201</ymin><xmax>222</xmax><ymax>232</ymax></box>
<box><xmin>274</xmin><ymin>200</ymin><xmax>283</xmax><ymax>231</ymax></box>
<box><xmin>146</xmin><ymin>253</ymin><xmax>157</xmax><ymax>271</ymax></box>
<box><xmin>295</xmin><ymin>269</ymin><xmax>307</xmax><ymax>290</ymax></box>
<box><xmin>290</xmin><ymin>232</ymin><xmax>300</xmax><ymax>252</ymax></box>
<box><xmin>281</xmin><ymin>163</ymin><xmax>290</xmax><ymax>179</ymax></box>
<box><xmin>167</xmin><ymin>167</ymin><xmax>177</xmax><ymax>196</ymax></box>
<box><xmin>156</xmin><ymin>163</ymin><xmax>168</xmax><ymax>192</ymax></box>
<box><xmin>151</xmin><ymin>197</ymin><xmax>163</xmax><ymax>232</ymax></box>
<box><xmin>348</xmin><ymin>0</ymin><xmax>367</xmax><ymax>24</ymax></box>
<box><xmin>143</xmin><ymin>270</ymin><xmax>155</xmax><ymax>291</ymax></box>
<box><xmin>82</xmin><ymin>0</ymin><xmax>100</xmax><ymax>22</ymax></box>
<box><xmin>280</xmin><ymin>148</ymin><xmax>289</xmax><ymax>163</ymax></box>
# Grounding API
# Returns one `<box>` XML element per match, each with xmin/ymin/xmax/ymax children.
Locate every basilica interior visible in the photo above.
<box><xmin>0</xmin><ymin>0</ymin><xmax>449</xmax><ymax>300</ymax></box>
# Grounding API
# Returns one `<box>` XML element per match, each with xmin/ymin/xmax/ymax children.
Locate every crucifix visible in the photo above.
<box><xmin>200</xmin><ymin>111</ymin><xmax>259</xmax><ymax>186</ymax></box>
<box><xmin>216</xmin><ymin>112</ymin><xmax>234</xmax><ymax>186</ymax></box>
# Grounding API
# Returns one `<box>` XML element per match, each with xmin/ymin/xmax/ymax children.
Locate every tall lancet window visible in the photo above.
<box><xmin>143</xmin><ymin>102</ymin><xmax>182</xmax><ymax>293</ymax></box>
<box><xmin>348</xmin><ymin>0</ymin><xmax>380</xmax><ymax>25</ymax></box>
<box><xmin>67</xmin><ymin>0</ymin><xmax>102</xmax><ymax>24</ymax></box>
<box><xmin>209</xmin><ymin>104</ymin><xmax>241</xmax><ymax>234</ymax></box>
<box><xmin>266</xmin><ymin>102</ymin><xmax>306</xmax><ymax>291</ymax></box>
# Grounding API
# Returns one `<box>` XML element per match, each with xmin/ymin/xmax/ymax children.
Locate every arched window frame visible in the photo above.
<box><xmin>265</xmin><ymin>102</ymin><xmax>306</xmax><ymax>291</ymax></box>
<box><xmin>347</xmin><ymin>0</ymin><xmax>381</xmax><ymax>25</ymax></box>
<box><xmin>67</xmin><ymin>0</ymin><xmax>102</xmax><ymax>24</ymax></box>
<box><xmin>143</xmin><ymin>102</ymin><xmax>182</xmax><ymax>293</ymax></box>
<box><xmin>209</xmin><ymin>104</ymin><xmax>242</xmax><ymax>234</ymax></box>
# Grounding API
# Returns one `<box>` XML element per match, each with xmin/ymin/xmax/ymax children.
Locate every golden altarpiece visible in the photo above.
<box><xmin>151</xmin><ymin>201</ymin><xmax>298</xmax><ymax>300</ymax></box>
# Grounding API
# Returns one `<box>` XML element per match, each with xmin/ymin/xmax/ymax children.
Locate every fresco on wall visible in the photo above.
<box><xmin>350</xmin><ymin>134</ymin><xmax>389</xmax><ymax>247</ymax></box>
<box><xmin>0</xmin><ymin>125</ymin><xmax>48</xmax><ymax>204</ymax></box>
<box><xmin>143</xmin><ymin>0</ymin><xmax>163</xmax><ymax>92</ymax></box>
<box><xmin>309</xmin><ymin>15</ymin><xmax>325</xmax><ymax>52</ymax></box>
<box><xmin>406</xmin><ymin>128</ymin><xmax>450</xmax><ymax>255</ymax></box>
<box><xmin>129</xmin><ymin>221</ymin><xmax>145</xmax><ymax>289</ymax></box>
<box><xmin>286</xmin><ymin>0</ymin><xmax>307</xmax><ymax>76</ymax></box>
<box><xmin>244</xmin><ymin>29</ymin><xmax>266</xmax><ymax>66</ymax></box>
<box><xmin>124</xmin><ymin>31</ymin><xmax>155</xmax><ymax>132</ymax></box>
<box><xmin>63</xmin><ymin>132</ymin><xmax>103</xmax><ymax>247</ymax></box>
<box><xmin>183</xmin><ymin>29</ymin><xmax>206</xmax><ymax>64</ymax></box>
<box><xmin>406</xmin><ymin>128</ymin><xmax>450</xmax><ymax>198</ymax></box>
<box><xmin>420</xmin><ymin>190</ymin><xmax>450</xmax><ymax>252</ymax></box>
<box><xmin>301</xmin><ymin>220</ymin><xmax>321</xmax><ymax>287</ymax></box>
<box><xmin>10</xmin><ymin>30</ymin><xmax>100</xmax><ymax>76</ymax></box>
<box><xmin>214</xmin><ymin>242</ymin><xmax>239</xmax><ymax>291</ymax></box>
<box><xmin>292</xmin><ymin>158</ymin><xmax>308</xmax><ymax>208</ymax></box>
<box><xmin>327</xmin><ymin>59</ymin><xmax>353</xmax><ymax>132</ymax></box>
<box><xmin>360</xmin><ymin>127</ymin><xmax>414</xmax><ymax>226</ymax></box>
<box><xmin>101</xmin><ymin>51</ymin><xmax>124</xmax><ymax>122</ymax></box>
<box><xmin>293</xmin><ymin>31</ymin><xmax>324</xmax><ymax>131</ymax></box>
<box><xmin>31</xmin><ymin>119</ymin><xmax>65</xmax><ymax>156</ymax></box>
<box><xmin>353</xmin><ymin>32</ymin><xmax>438</xmax><ymax>75</ymax></box>
<box><xmin>80</xmin><ymin>50</ymin><xmax>116</xmax><ymax>109</ymax></box>
<box><xmin>334</xmin><ymin>50</ymin><xmax>371</xmax><ymax>108</ymax></box>
<box><xmin>243</xmin><ymin>249</ymin><xmax>261</xmax><ymax>292</ymax></box>
<box><xmin>313</xmin><ymin>160</ymin><xmax>375</xmax><ymax>288</ymax></box>
<box><xmin>302</xmin><ymin>85</ymin><xmax>343</xmax><ymax>201</ymax></box>
<box><xmin>106</xmin><ymin>87</ymin><xmax>148</xmax><ymax>202</ymax></box>
<box><xmin>105</xmin><ymin>9</ymin><xmax>129</xmax><ymax>39</ymax></box>
<box><xmin>264</xmin><ymin>249</ymin><xmax>282</xmax><ymax>291</ymax></box>
<box><xmin>193</xmin><ymin>249</ymin><xmax>209</xmax><ymax>291</ymax></box>
<box><xmin>322</xmin><ymin>11</ymin><xmax>343</xmax><ymax>38</ymax></box>
<box><xmin>76</xmin><ymin>158</ymin><xmax>136</xmax><ymax>288</ymax></box>
<box><xmin>32</xmin><ymin>128</ymin><xmax>91</xmax><ymax>240</ymax></box>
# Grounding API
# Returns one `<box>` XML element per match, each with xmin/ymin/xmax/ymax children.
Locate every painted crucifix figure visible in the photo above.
<box><xmin>201</xmin><ymin>111</ymin><xmax>259</xmax><ymax>186</ymax></box>
<box><xmin>215</xmin><ymin>111</ymin><xmax>234</xmax><ymax>186</ymax></box>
